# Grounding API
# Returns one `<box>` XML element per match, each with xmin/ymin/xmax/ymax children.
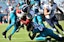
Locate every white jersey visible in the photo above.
<box><xmin>44</xmin><ymin>3</ymin><xmax>57</xmax><ymax>19</ymax></box>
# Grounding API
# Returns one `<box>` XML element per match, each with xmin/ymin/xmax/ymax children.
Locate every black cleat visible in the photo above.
<box><xmin>2</xmin><ymin>32</ymin><xmax>6</xmax><ymax>38</ymax></box>
<box><xmin>62</xmin><ymin>37</ymin><xmax>64</xmax><ymax>41</ymax></box>
<box><xmin>8</xmin><ymin>35</ymin><xmax>11</xmax><ymax>41</ymax></box>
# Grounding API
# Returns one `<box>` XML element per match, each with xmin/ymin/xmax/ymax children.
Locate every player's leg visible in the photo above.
<box><xmin>53</xmin><ymin>16</ymin><xmax>64</xmax><ymax>32</ymax></box>
<box><xmin>15</xmin><ymin>20</ymin><xmax>21</xmax><ymax>32</ymax></box>
<box><xmin>45</xmin><ymin>19</ymin><xmax>55</xmax><ymax>28</ymax></box>
<box><xmin>56</xmin><ymin>23</ymin><xmax>64</xmax><ymax>34</ymax></box>
<box><xmin>5</xmin><ymin>12</ymin><xmax>16</xmax><ymax>32</ymax></box>
<box><xmin>15</xmin><ymin>21</ymin><xmax>24</xmax><ymax>32</ymax></box>
<box><xmin>8</xmin><ymin>24</ymin><xmax>17</xmax><ymax>40</ymax></box>
<box><xmin>56</xmin><ymin>23</ymin><xmax>63</xmax><ymax>31</ymax></box>
<box><xmin>49</xmin><ymin>30</ymin><xmax>64</xmax><ymax>41</ymax></box>
<box><xmin>2</xmin><ymin>22</ymin><xmax>15</xmax><ymax>38</ymax></box>
<box><xmin>45</xmin><ymin>19</ymin><xmax>60</xmax><ymax>33</ymax></box>
<box><xmin>53</xmin><ymin>16</ymin><xmax>64</xmax><ymax>34</ymax></box>
<box><xmin>42</xmin><ymin>28</ymin><xmax>64</xmax><ymax>41</ymax></box>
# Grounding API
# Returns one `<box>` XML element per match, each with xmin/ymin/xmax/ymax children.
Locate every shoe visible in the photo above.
<box><xmin>8</xmin><ymin>35</ymin><xmax>11</xmax><ymax>41</ymax></box>
<box><xmin>2</xmin><ymin>32</ymin><xmax>6</xmax><ymax>38</ymax></box>
<box><xmin>58</xmin><ymin>34</ymin><xmax>62</xmax><ymax>38</ymax></box>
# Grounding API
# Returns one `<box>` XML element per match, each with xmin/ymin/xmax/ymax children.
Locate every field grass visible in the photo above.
<box><xmin>0</xmin><ymin>21</ymin><xmax>64</xmax><ymax>42</ymax></box>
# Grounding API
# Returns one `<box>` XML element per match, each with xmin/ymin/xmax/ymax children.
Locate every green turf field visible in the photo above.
<box><xmin>0</xmin><ymin>21</ymin><xmax>64</xmax><ymax>42</ymax></box>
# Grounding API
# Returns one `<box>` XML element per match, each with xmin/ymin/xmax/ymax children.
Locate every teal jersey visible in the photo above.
<box><xmin>32</xmin><ymin>28</ymin><xmax>40</xmax><ymax>34</ymax></box>
<box><xmin>31</xmin><ymin>22</ymin><xmax>45</xmax><ymax>34</ymax></box>
<box><xmin>30</xmin><ymin>0</ymin><xmax>35</xmax><ymax>5</ymax></box>
<box><xmin>10</xmin><ymin>11</ymin><xmax>16</xmax><ymax>23</ymax></box>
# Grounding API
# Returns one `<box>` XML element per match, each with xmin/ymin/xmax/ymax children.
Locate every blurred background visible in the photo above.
<box><xmin>0</xmin><ymin>0</ymin><xmax>64</xmax><ymax>24</ymax></box>
<box><xmin>0</xmin><ymin>0</ymin><xmax>64</xmax><ymax>42</ymax></box>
